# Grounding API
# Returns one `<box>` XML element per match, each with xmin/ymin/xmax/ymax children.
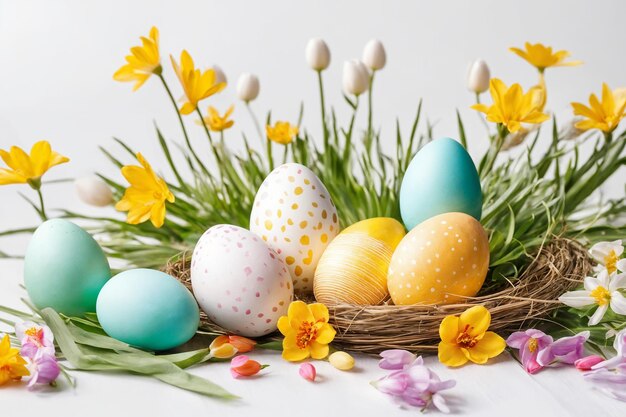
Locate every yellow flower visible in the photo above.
<box><xmin>113</xmin><ymin>26</ymin><xmax>161</xmax><ymax>91</ymax></box>
<box><xmin>0</xmin><ymin>334</ymin><xmax>30</xmax><ymax>385</ymax></box>
<box><xmin>170</xmin><ymin>50</ymin><xmax>226</xmax><ymax>115</ymax></box>
<box><xmin>471</xmin><ymin>78</ymin><xmax>549</xmax><ymax>133</ymax></box>
<box><xmin>277</xmin><ymin>301</ymin><xmax>336</xmax><ymax>361</ymax></box>
<box><xmin>0</xmin><ymin>141</ymin><xmax>69</xmax><ymax>188</ymax></box>
<box><xmin>198</xmin><ymin>105</ymin><xmax>235</xmax><ymax>132</ymax></box>
<box><xmin>509</xmin><ymin>42</ymin><xmax>582</xmax><ymax>72</ymax></box>
<box><xmin>571</xmin><ymin>83</ymin><xmax>626</xmax><ymax>133</ymax></box>
<box><xmin>266</xmin><ymin>121</ymin><xmax>299</xmax><ymax>145</ymax></box>
<box><xmin>438</xmin><ymin>305</ymin><xmax>506</xmax><ymax>367</ymax></box>
<box><xmin>115</xmin><ymin>153</ymin><xmax>175</xmax><ymax>228</ymax></box>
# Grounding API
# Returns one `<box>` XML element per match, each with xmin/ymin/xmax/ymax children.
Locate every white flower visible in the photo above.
<box><xmin>559</xmin><ymin>270</ymin><xmax>626</xmax><ymax>325</ymax></box>
<box><xmin>362</xmin><ymin>39</ymin><xmax>386</xmax><ymax>71</ymax></box>
<box><xmin>212</xmin><ymin>65</ymin><xmax>227</xmax><ymax>85</ymax></box>
<box><xmin>342</xmin><ymin>60</ymin><xmax>369</xmax><ymax>96</ymax></box>
<box><xmin>74</xmin><ymin>175</ymin><xmax>114</xmax><ymax>207</ymax></box>
<box><xmin>236</xmin><ymin>73</ymin><xmax>260</xmax><ymax>103</ymax></box>
<box><xmin>305</xmin><ymin>38</ymin><xmax>331</xmax><ymax>71</ymax></box>
<box><xmin>466</xmin><ymin>59</ymin><xmax>490</xmax><ymax>94</ymax></box>
<box><xmin>590</xmin><ymin>240</ymin><xmax>624</xmax><ymax>275</ymax></box>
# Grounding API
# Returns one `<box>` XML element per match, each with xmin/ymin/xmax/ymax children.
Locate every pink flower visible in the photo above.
<box><xmin>26</xmin><ymin>351</ymin><xmax>60</xmax><ymax>389</ymax></box>
<box><xmin>229</xmin><ymin>355</ymin><xmax>266</xmax><ymax>378</ymax></box>
<box><xmin>15</xmin><ymin>321</ymin><xmax>55</xmax><ymax>358</ymax></box>
<box><xmin>506</xmin><ymin>329</ymin><xmax>553</xmax><ymax>374</ymax></box>
<box><xmin>299</xmin><ymin>363</ymin><xmax>316</xmax><ymax>382</ymax></box>
<box><xmin>379</xmin><ymin>349</ymin><xmax>417</xmax><ymax>370</ymax></box>
<box><xmin>575</xmin><ymin>355</ymin><xmax>605</xmax><ymax>371</ymax></box>
<box><xmin>584</xmin><ymin>363</ymin><xmax>626</xmax><ymax>402</ymax></box>
<box><xmin>537</xmin><ymin>331</ymin><xmax>590</xmax><ymax>366</ymax></box>
<box><xmin>372</xmin><ymin>355</ymin><xmax>456</xmax><ymax>413</ymax></box>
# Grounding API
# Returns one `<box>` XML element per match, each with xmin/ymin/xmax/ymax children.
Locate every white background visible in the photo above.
<box><xmin>0</xmin><ymin>0</ymin><xmax>625</xmax><ymax>415</ymax></box>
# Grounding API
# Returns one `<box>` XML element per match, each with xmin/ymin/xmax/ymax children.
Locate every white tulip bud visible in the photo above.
<box><xmin>342</xmin><ymin>60</ymin><xmax>370</xmax><ymax>96</ymax></box>
<box><xmin>305</xmin><ymin>38</ymin><xmax>331</xmax><ymax>71</ymax></box>
<box><xmin>236</xmin><ymin>73</ymin><xmax>260</xmax><ymax>102</ymax></box>
<box><xmin>75</xmin><ymin>175</ymin><xmax>114</xmax><ymax>207</ymax></box>
<box><xmin>467</xmin><ymin>59</ymin><xmax>490</xmax><ymax>94</ymax></box>
<box><xmin>362</xmin><ymin>39</ymin><xmax>386</xmax><ymax>71</ymax></box>
<box><xmin>212</xmin><ymin>65</ymin><xmax>227</xmax><ymax>85</ymax></box>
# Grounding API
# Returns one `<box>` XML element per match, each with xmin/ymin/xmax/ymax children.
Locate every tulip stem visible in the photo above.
<box><xmin>282</xmin><ymin>145</ymin><xmax>288</xmax><ymax>164</ymax></box>
<box><xmin>366</xmin><ymin>72</ymin><xmax>376</xmax><ymax>155</ymax></box>
<box><xmin>317</xmin><ymin>71</ymin><xmax>328</xmax><ymax>150</ymax></box>
<box><xmin>196</xmin><ymin>108</ymin><xmax>224</xmax><ymax>169</ymax></box>
<box><xmin>36</xmin><ymin>188</ymin><xmax>48</xmax><ymax>221</ymax></box>
<box><xmin>266</xmin><ymin>138</ymin><xmax>274</xmax><ymax>171</ymax></box>
<box><xmin>245</xmin><ymin>102</ymin><xmax>265</xmax><ymax>151</ymax></box>
<box><xmin>158</xmin><ymin>74</ymin><xmax>210</xmax><ymax>177</ymax></box>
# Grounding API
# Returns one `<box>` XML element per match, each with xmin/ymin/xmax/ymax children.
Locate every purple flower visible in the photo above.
<box><xmin>506</xmin><ymin>329</ymin><xmax>553</xmax><ymax>374</ymax></box>
<box><xmin>537</xmin><ymin>331</ymin><xmax>590</xmax><ymax>366</ymax></box>
<box><xmin>584</xmin><ymin>363</ymin><xmax>626</xmax><ymax>402</ymax></box>
<box><xmin>26</xmin><ymin>351</ymin><xmax>60</xmax><ymax>389</ymax></box>
<box><xmin>15</xmin><ymin>321</ymin><xmax>55</xmax><ymax>358</ymax></box>
<box><xmin>379</xmin><ymin>349</ymin><xmax>417</xmax><ymax>370</ymax></box>
<box><xmin>593</xmin><ymin>328</ymin><xmax>626</xmax><ymax>370</ymax></box>
<box><xmin>372</xmin><ymin>355</ymin><xmax>456</xmax><ymax>413</ymax></box>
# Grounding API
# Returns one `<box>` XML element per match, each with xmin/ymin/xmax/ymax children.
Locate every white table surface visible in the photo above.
<box><xmin>0</xmin><ymin>258</ymin><xmax>624</xmax><ymax>417</ymax></box>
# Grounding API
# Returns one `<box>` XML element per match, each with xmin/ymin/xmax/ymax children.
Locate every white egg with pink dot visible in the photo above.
<box><xmin>190</xmin><ymin>224</ymin><xmax>293</xmax><ymax>337</ymax></box>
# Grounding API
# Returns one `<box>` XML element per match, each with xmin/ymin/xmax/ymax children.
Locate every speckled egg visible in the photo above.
<box><xmin>191</xmin><ymin>224</ymin><xmax>293</xmax><ymax>337</ymax></box>
<box><xmin>387</xmin><ymin>212</ymin><xmax>489</xmax><ymax>305</ymax></box>
<box><xmin>250</xmin><ymin>163</ymin><xmax>339</xmax><ymax>295</ymax></box>
<box><xmin>314</xmin><ymin>218</ymin><xmax>406</xmax><ymax>305</ymax></box>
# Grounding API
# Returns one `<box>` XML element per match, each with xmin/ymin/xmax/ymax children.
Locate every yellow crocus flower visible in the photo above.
<box><xmin>113</xmin><ymin>26</ymin><xmax>161</xmax><ymax>91</ymax></box>
<box><xmin>198</xmin><ymin>105</ymin><xmax>235</xmax><ymax>132</ymax></box>
<box><xmin>509</xmin><ymin>42</ymin><xmax>582</xmax><ymax>73</ymax></box>
<box><xmin>438</xmin><ymin>305</ymin><xmax>506</xmax><ymax>367</ymax></box>
<box><xmin>471</xmin><ymin>78</ymin><xmax>549</xmax><ymax>133</ymax></box>
<box><xmin>571</xmin><ymin>83</ymin><xmax>626</xmax><ymax>134</ymax></box>
<box><xmin>277</xmin><ymin>301</ymin><xmax>336</xmax><ymax>361</ymax></box>
<box><xmin>0</xmin><ymin>141</ymin><xmax>69</xmax><ymax>188</ymax></box>
<box><xmin>266</xmin><ymin>121</ymin><xmax>299</xmax><ymax>145</ymax></box>
<box><xmin>170</xmin><ymin>50</ymin><xmax>226</xmax><ymax>115</ymax></box>
<box><xmin>115</xmin><ymin>153</ymin><xmax>175</xmax><ymax>228</ymax></box>
<box><xmin>0</xmin><ymin>334</ymin><xmax>30</xmax><ymax>385</ymax></box>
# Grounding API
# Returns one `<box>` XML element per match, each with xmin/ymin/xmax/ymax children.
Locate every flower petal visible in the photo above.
<box><xmin>309</xmin><ymin>341</ymin><xmax>329</xmax><ymax>360</ymax></box>
<box><xmin>610</xmin><ymin>291</ymin><xmax>626</xmax><ymax>315</ymax></box>
<box><xmin>439</xmin><ymin>315</ymin><xmax>460</xmax><ymax>343</ymax></box>
<box><xmin>459</xmin><ymin>305</ymin><xmax>491</xmax><ymax>338</ymax></box>
<box><xmin>589</xmin><ymin>304</ymin><xmax>608</xmax><ymax>326</ymax></box>
<box><xmin>309</xmin><ymin>303</ymin><xmax>330</xmax><ymax>323</ymax></box>
<box><xmin>438</xmin><ymin>342</ymin><xmax>468</xmax><ymax>367</ymax></box>
<box><xmin>559</xmin><ymin>290</ymin><xmax>595</xmax><ymax>308</ymax></box>
<box><xmin>315</xmin><ymin>323</ymin><xmax>336</xmax><ymax>344</ymax></box>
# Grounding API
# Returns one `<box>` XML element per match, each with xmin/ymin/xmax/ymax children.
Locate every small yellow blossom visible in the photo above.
<box><xmin>571</xmin><ymin>83</ymin><xmax>626</xmax><ymax>134</ymax></box>
<box><xmin>113</xmin><ymin>26</ymin><xmax>161</xmax><ymax>91</ymax></box>
<box><xmin>0</xmin><ymin>334</ymin><xmax>30</xmax><ymax>385</ymax></box>
<box><xmin>198</xmin><ymin>105</ymin><xmax>235</xmax><ymax>132</ymax></box>
<box><xmin>0</xmin><ymin>141</ymin><xmax>69</xmax><ymax>188</ymax></box>
<box><xmin>471</xmin><ymin>78</ymin><xmax>549</xmax><ymax>133</ymax></box>
<box><xmin>266</xmin><ymin>121</ymin><xmax>299</xmax><ymax>145</ymax></box>
<box><xmin>170</xmin><ymin>50</ymin><xmax>226</xmax><ymax>115</ymax></box>
<box><xmin>509</xmin><ymin>42</ymin><xmax>582</xmax><ymax>72</ymax></box>
<box><xmin>277</xmin><ymin>301</ymin><xmax>336</xmax><ymax>362</ymax></box>
<box><xmin>115</xmin><ymin>152</ymin><xmax>174</xmax><ymax>228</ymax></box>
<box><xmin>438</xmin><ymin>305</ymin><xmax>506</xmax><ymax>367</ymax></box>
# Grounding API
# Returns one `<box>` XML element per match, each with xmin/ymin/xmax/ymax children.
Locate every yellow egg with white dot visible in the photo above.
<box><xmin>387</xmin><ymin>212</ymin><xmax>489</xmax><ymax>305</ymax></box>
<box><xmin>314</xmin><ymin>217</ymin><xmax>406</xmax><ymax>305</ymax></box>
<box><xmin>250</xmin><ymin>163</ymin><xmax>339</xmax><ymax>296</ymax></box>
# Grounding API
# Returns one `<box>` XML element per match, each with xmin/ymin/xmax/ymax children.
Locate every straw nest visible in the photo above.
<box><xmin>165</xmin><ymin>237</ymin><xmax>592</xmax><ymax>355</ymax></box>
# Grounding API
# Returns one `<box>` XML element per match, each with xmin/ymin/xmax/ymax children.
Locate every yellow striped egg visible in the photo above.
<box><xmin>314</xmin><ymin>218</ymin><xmax>406</xmax><ymax>305</ymax></box>
<box><xmin>250</xmin><ymin>163</ymin><xmax>339</xmax><ymax>295</ymax></box>
<box><xmin>387</xmin><ymin>212</ymin><xmax>489</xmax><ymax>305</ymax></box>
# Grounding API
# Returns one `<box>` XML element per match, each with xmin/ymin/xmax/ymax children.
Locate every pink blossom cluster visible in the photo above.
<box><xmin>15</xmin><ymin>321</ymin><xmax>60</xmax><ymax>389</ymax></box>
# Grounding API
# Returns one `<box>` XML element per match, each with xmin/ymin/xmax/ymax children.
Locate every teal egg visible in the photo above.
<box><xmin>24</xmin><ymin>219</ymin><xmax>111</xmax><ymax>316</ymax></box>
<box><xmin>96</xmin><ymin>269</ymin><xmax>200</xmax><ymax>351</ymax></box>
<box><xmin>400</xmin><ymin>137</ymin><xmax>482</xmax><ymax>230</ymax></box>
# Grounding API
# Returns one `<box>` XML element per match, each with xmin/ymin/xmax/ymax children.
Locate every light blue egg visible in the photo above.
<box><xmin>400</xmin><ymin>137</ymin><xmax>482</xmax><ymax>230</ymax></box>
<box><xmin>96</xmin><ymin>269</ymin><xmax>199</xmax><ymax>351</ymax></box>
<box><xmin>24</xmin><ymin>219</ymin><xmax>111</xmax><ymax>316</ymax></box>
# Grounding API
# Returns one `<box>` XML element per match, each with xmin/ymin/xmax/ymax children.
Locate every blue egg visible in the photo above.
<box><xmin>400</xmin><ymin>137</ymin><xmax>482</xmax><ymax>230</ymax></box>
<box><xmin>96</xmin><ymin>269</ymin><xmax>199</xmax><ymax>351</ymax></box>
<box><xmin>24</xmin><ymin>219</ymin><xmax>111</xmax><ymax>316</ymax></box>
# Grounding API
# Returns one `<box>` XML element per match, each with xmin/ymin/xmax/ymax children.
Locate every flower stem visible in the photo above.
<box><xmin>36</xmin><ymin>188</ymin><xmax>47</xmax><ymax>221</ymax></box>
<box><xmin>245</xmin><ymin>102</ymin><xmax>265</xmax><ymax>150</ymax></box>
<box><xmin>266</xmin><ymin>138</ymin><xmax>274</xmax><ymax>171</ymax></box>
<box><xmin>195</xmin><ymin>108</ymin><xmax>223</xmax><ymax>168</ymax></box>
<box><xmin>317</xmin><ymin>70</ymin><xmax>328</xmax><ymax>150</ymax></box>
<box><xmin>366</xmin><ymin>71</ymin><xmax>376</xmax><ymax>155</ymax></box>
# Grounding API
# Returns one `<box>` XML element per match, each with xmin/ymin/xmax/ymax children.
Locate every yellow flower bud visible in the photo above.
<box><xmin>328</xmin><ymin>351</ymin><xmax>354</xmax><ymax>371</ymax></box>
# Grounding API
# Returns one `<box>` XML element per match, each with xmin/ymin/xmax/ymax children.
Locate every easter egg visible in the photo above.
<box><xmin>24</xmin><ymin>219</ymin><xmax>111</xmax><ymax>316</ymax></box>
<box><xmin>191</xmin><ymin>224</ymin><xmax>293</xmax><ymax>337</ymax></box>
<box><xmin>250</xmin><ymin>163</ymin><xmax>339</xmax><ymax>295</ymax></box>
<box><xmin>400</xmin><ymin>137</ymin><xmax>482</xmax><ymax>230</ymax></box>
<box><xmin>387</xmin><ymin>212</ymin><xmax>489</xmax><ymax>305</ymax></box>
<box><xmin>96</xmin><ymin>269</ymin><xmax>199</xmax><ymax>350</ymax></box>
<box><xmin>314</xmin><ymin>218</ymin><xmax>405</xmax><ymax>305</ymax></box>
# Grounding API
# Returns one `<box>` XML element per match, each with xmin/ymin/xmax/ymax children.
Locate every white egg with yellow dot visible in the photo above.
<box><xmin>250</xmin><ymin>163</ymin><xmax>339</xmax><ymax>295</ymax></box>
<box><xmin>387</xmin><ymin>212</ymin><xmax>489</xmax><ymax>305</ymax></box>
